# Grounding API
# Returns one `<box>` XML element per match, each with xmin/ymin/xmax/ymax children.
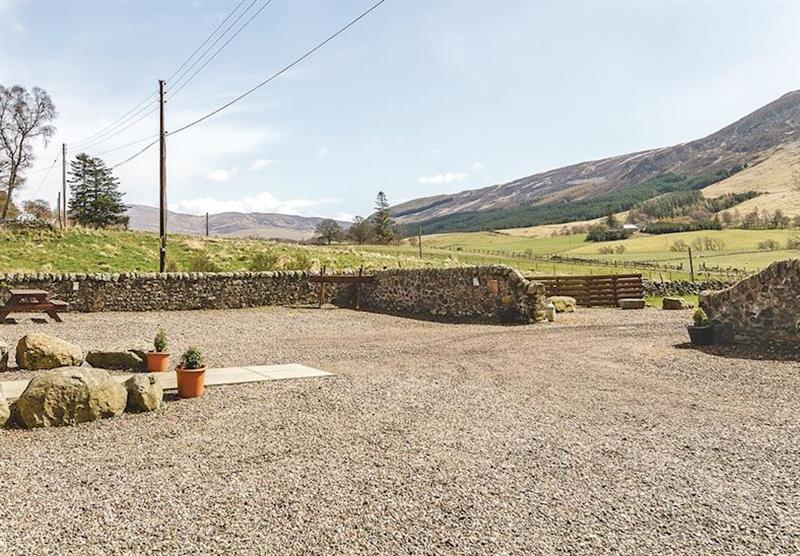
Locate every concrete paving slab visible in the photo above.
<box><xmin>0</xmin><ymin>364</ymin><xmax>333</xmax><ymax>400</ymax></box>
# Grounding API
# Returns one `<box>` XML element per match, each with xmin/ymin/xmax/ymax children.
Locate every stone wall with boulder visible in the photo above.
<box><xmin>700</xmin><ymin>259</ymin><xmax>800</xmax><ymax>346</ymax></box>
<box><xmin>0</xmin><ymin>266</ymin><xmax>546</xmax><ymax>324</ymax></box>
<box><xmin>358</xmin><ymin>266</ymin><xmax>546</xmax><ymax>323</ymax></box>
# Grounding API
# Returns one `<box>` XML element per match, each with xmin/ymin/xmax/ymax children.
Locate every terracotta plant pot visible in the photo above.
<box><xmin>176</xmin><ymin>367</ymin><xmax>207</xmax><ymax>398</ymax></box>
<box><xmin>687</xmin><ymin>325</ymin><xmax>714</xmax><ymax>346</ymax></box>
<box><xmin>146</xmin><ymin>352</ymin><xmax>170</xmax><ymax>372</ymax></box>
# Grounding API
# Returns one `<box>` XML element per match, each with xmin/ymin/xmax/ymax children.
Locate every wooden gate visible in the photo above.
<box><xmin>529</xmin><ymin>274</ymin><xmax>644</xmax><ymax>307</ymax></box>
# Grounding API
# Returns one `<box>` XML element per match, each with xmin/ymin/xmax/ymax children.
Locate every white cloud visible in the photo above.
<box><xmin>251</xmin><ymin>158</ymin><xmax>274</xmax><ymax>171</ymax></box>
<box><xmin>170</xmin><ymin>192</ymin><xmax>341</xmax><ymax>217</ymax></box>
<box><xmin>473</xmin><ymin>161</ymin><xmax>485</xmax><ymax>171</ymax></box>
<box><xmin>317</xmin><ymin>146</ymin><xmax>328</xmax><ymax>159</ymax></box>
<box><xmin>418</xmin><ymin>171</ymin><xmax>469</xmax><ymax>185</ymax></box>
<box><xmin>205</xmin><ymin>167</ymin><xmax>238</xmax><ymax>182</ymax></box>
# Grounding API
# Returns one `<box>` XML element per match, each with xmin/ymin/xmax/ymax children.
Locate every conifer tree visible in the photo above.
<box><xmin>68</xmin><ymin>153</ymin><xmax>128</xmax><ymax>228</ymax></box>
<box><xmin>372</xmin><ymin>191</ymin><xmax>395</xmax><ymax>244</ymax></box>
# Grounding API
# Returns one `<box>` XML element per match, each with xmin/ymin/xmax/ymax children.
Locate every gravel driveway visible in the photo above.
<box><xmin>0</xmin><ymin>307</ymin><xmax>797</xmax><ymax>555</ymax></box>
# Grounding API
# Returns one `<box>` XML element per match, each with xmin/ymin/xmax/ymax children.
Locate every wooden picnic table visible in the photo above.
<box><xmin>0</xmin><ymin>289</ymin><xmax>68</xmax><ymax>323</ymax></box>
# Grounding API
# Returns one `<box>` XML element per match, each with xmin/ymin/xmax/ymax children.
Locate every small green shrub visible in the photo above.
<box><xmin>692</xmin><ymin>308</ymin><xmax>708</xmax><ymax>327</ymax></box>
<box><xmin>249</xmin><ymin>251</ymin><xmax>281</xmax><ymax>271</ymax></box>
<box><xmin>669</xmin><ymin>239</ymin><xmax>689</xmax><ymax>252</ymax></box>
<box><xmin>786</xmin><ymin>235</ymin><xmax>800</xmax><ymax>250</ymax></box>
<box><xmin>179</xmin><ymin>347</ymin><xmax>205</xmax><ymax>370</ymax></box>
<box><xmin>598</xmin><ymin>245</ymin><xmax>614</xmax><ymax>255</ymax></box>
<box><xmin>185</xmin><ymin>253</ymin><xmax>221</xmax><ymax>272</ymax></box>
<box><xmin>757</xmin><ymin>239</ymin><xmax>781</xmax><ymax>251</ymax></box>
<box><xmin>285</xmin><ymin>251</ymin><xmax>312</xmax><ymax>271</ymax></box>
<box><xmin>153</xmin><ymin>329</ymin><xmax>168</xmax><ymax>353</ymax></box>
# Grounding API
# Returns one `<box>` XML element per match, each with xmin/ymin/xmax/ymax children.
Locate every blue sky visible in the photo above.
<box><xmin>2</xmin><ymin>0</ymin><xmax>798</xmax><ymax>220</ymax></box>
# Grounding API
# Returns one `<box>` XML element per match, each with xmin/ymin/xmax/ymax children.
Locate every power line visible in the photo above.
<box><xmin>74</xmin><ymin>103</ymin><xmax>159</xmax><ymax>152</ymax></box>
<box><xmin>69</xmin><ymin>0</ymin><xmax>252</xmax><ymax>150</ymax></box>
<box><xmin>167</xmin><ymin>0</ymin><xmax>259</xmax><ymax>94</ymax></box>
<box><xmin>166</xmin><ymin>0</ymin><xmax>249</xmax><ymax>84</ymax></box>
<box><xmin>68</xmin><ymin>92</ymin><xmax>156</xmax><ymax>148</ymax></box>
<box><xmin>88</xmin><ymin>134</ymin><xmax>160</xmax><ymax>157</ymax></box>
<box><xmin>171</xmin><ymin>0</ymin><xmax>386</xmax><ymax>137</ymax></box>
<box><xmin>106</xmin><ymin>0</ymin><xmax>385</xmax><ymax>171</ymax></box>
<box><xmin>168</xmin><ymin>0</ymin><xmax>273</xmax><ymax>100</ymax></box>
<box><xmin>30</xmin><ymin>154</ymin><xmax>61</xmax><ymax>197</ymax></box>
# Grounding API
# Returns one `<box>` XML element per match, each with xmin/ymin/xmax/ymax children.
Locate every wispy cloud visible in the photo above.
<box><xmin>418</xmin><ymin>171</ymin><xmax>468</xmax><ymax>185</ymax></box>
<box><xmin>251</xmin><ymin>158</ymin><xmax>274</xmax><ymax>171</ymax></box>
<box><xmin>205</xmin><ymin>167</ymin><xmax>239</xmax><ymax>183</ymax></box>
<box><xmin>171</xmin><ymin>192</ymin><xmax>341</xmax><ymax>217</ymax></box>
<box><xmin>317</xmin><ymin>146</ymin><xmax>328</xmax><ymax>159</ymax></box>
<box><xmin>419</xmin><ymin>161</ymin><xmax>484</xmax><ymax>185</ymax></box>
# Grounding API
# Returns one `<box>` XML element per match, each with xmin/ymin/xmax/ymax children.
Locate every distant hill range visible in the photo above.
<box><xmin>126</xmin><ymin>204</ymin><xmax>349</xmax><ymax>241</ymax></box>
<box><xmin>395</xmin><ymin>90</ymin><xmax>800</xmax><ymax>233</ymax></box>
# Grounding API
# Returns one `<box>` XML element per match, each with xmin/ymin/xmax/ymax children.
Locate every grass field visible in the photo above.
<box><xmin>0</xmin><ymin>228</ymin><xmax>454</xmax><ymax>274</ymax></box>
<box><xmin>1</xmin><ymin>226</ymin><xmax>796</xmax><ymax>280</ymax></box>
<box><xmin>416</xmin><ymin>228</ymin><xmax>799</xmax><ymax>280</ymax></box>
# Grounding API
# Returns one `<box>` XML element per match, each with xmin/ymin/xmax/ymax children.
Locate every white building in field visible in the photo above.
<box><xmin>622</xmin><ymin>223</ymin><xmax>640</xmax><ymax>232</ymax></box>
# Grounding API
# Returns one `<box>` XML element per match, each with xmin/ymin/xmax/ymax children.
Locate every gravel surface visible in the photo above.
<box><xmin>0</xmin><ymin>307</ymin><xmax>797</xmax><ymax>555</ymax></box>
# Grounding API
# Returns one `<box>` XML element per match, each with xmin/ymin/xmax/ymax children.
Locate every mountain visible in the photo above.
<box><xmin>395</xmin><ymin>91</ymin><xmax>800</xmax><ymax>233</ymax></box>
<box><xmin>126</xmin><ymin>204</ymin><xmax>349</xmax><ymax>241</ymax></box>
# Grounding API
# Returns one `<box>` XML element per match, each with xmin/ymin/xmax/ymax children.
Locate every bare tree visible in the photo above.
<box><xmin>315</xmin><ymin>219</ymin><xmax>343</xmax><ymax>245</ymax></box>
<box><xmin>0</xmin><ymin>85</ymin><xmax>57</xmax><ymax>221</ymax></box>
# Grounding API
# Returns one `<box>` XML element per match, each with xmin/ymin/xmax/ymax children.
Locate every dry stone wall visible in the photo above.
<box><xmin>359</xmin><ymin>266</ymin><xmax>546</xmax><ymax>323</ymax></box>
<box><xmin>0</xmin><ymin>266</ymin><xmax>546</xmax><ymax>324</ymax></box>
<box><xmin>700</xmin><ymin>259</ymin><xmax>800</xmax><ymax>346</ymax></box>
<box><xmin>0</xmin><ymin>271</ymin><xmax>326</xmax><ymax>312</ymax></box>
<box><xmin>644</xmin><ymin>279</ymin><xmax>731</xmax><ymax>297</ymax></box>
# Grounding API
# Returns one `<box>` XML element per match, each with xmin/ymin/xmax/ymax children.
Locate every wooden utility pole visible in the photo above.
<box><xmin>688</xmin><ymin>247</ymin><xmax>695</xmax><ymax>282</ymax></box>
<box><xmin>158</xmin><ymin>79</ymin><xmax>167</xmax><ymax>272</ymax></box>
<box><xmin>57</xmin><ymin>191</ymin><xmax>62</xmax><ymax>228</ymax></box>
<box><xmin>205</xmin><ymin>212</ymin><xmax>209</xmax><ymax>237</ymax></box>
<box><xmin>61</xmin><ymin>143</ymin><xmax>67</xmax><ymax>228</ymax></box>
<box><xmin>418</xmin><ymin>226</ymin><xmax>422</xmax><ymax>259</ymax></box>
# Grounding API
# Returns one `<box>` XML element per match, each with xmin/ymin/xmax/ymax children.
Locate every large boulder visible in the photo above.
<box><xmin>15</xmin><ymin>367</ymin><xmax>127</xmax><ymax>428</ymax></box>
<box><xmin>16</xmin><ymin>333</ymin><xmax>83</xmax><ymax>370</ymax></box>
<box><xmin>545</xmin><ymin>296</ymin><xmax>577</xmax><ymax>313</ymax></box>
<box><xmin>86</xmin><ymin>348</ymin><xmax>146</xmax><ymax>371</ymax></box>
<box><xmin>123</xmin><ymin>374</ymin><xmax>163</xmax><ymax>413</ymax></box>
<box><xmin>0</xmin><ymin>387</ymin><xmax>9</xmax><ymax>428</ymax></box>
<box><xmin>619</xmin><ymin>298</ymin><xmax>646</xmax><ymax>310</ymax></box>
<box><xmin>0</xmin><ymin>338</ymin><xmax>8</xmax><ymax>371</ymax></box>
<box><xmin>662</xmin><ymin>297</ymin><xmax>693</xmax><ymax>310</ymax></box>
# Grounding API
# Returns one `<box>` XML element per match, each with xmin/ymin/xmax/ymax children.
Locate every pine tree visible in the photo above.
<box><xmin>68</xmin><ymin>153</ymin><xmax>128</xmax><ymax>228</ymax></box>
<box><xmin>372</xmin><ymin>191</ymin><xmax>395</xmax><ymax>244</ymax></box>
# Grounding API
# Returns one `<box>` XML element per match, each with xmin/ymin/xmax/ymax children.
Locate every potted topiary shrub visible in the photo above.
<box><xmin>146</xmin><ymin>329</ymin><xmax>170</xmax><ymax>372</ymax></box>
<box><xmin>687</xmin><ymin>307</ymin><xmax>714</xmax><ymax>346</ymax></box>
<box><xmin>175</xmin><ymin>346</ymin><xmax>207</xmax><ymax>398</ymax></box>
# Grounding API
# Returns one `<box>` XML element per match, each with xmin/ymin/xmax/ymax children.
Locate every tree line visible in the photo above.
<box><xmin>1</xmin><ymin>84</ymin><xmax>127</xmax><ymax>229</ymax></box>
<box><xmin>313</xmin><ymin>191</ymin><xmax>402</xmax><ymax>245</ymax></box>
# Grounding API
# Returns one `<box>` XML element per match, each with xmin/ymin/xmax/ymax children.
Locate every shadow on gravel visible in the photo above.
<box><xmin>674</xmin><ymin>341</ymin><xmax>800</xmax><ymax>362</ymax></box>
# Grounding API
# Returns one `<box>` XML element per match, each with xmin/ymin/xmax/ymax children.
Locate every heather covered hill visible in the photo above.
<box><xmin>395</xmin><ymin>91</ymin><xmax>800</xmax><ymax>232</ymax></box>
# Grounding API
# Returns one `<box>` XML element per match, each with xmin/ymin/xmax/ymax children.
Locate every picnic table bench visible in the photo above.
<box><xmin>0</xmin><ymin>289</ymin><xmax>68</xmax><ymax>323</ymax></box>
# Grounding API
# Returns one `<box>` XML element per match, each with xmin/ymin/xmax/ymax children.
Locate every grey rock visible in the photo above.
<box><xmin>86</xmin><ymin>348</ymin><xmax>146</xmax><ymax>370</ymax></box>
<box><xmin>0</xmin><ymin>338</ymin><xmax>8</xmax><ymax>370</ymax></box>
<box><xmin>123</xmin><ymin>374</ymin><xmax>163</xmax><ymax>413</ymax></box>
<box><xmin>16</xmin><ymin>333</ymin><xmax>83</xmax><ymax>370</ymax></box>
<box><xmin>662</xmin><ymin>297</ymin><xmax>692</xmax><ymax>310</ymax></box>
<box><xmin>545</xmin><ymin>296</ymin><xmax>577</xmax><ymax>313</ymax></box>
<box><xmin>0</xmin><ymin>387</ymin><xmax>9</xmax><ymax>427</ymax></box>
<box><xmin>15</xmin><ymin>367</ymin><xmax>127</xmax><ymax>428</ymax></box>
<box><xmin>619</xmin><ymin>298</ymin><xmax>646</xmax><ymax>310</ymax></box>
